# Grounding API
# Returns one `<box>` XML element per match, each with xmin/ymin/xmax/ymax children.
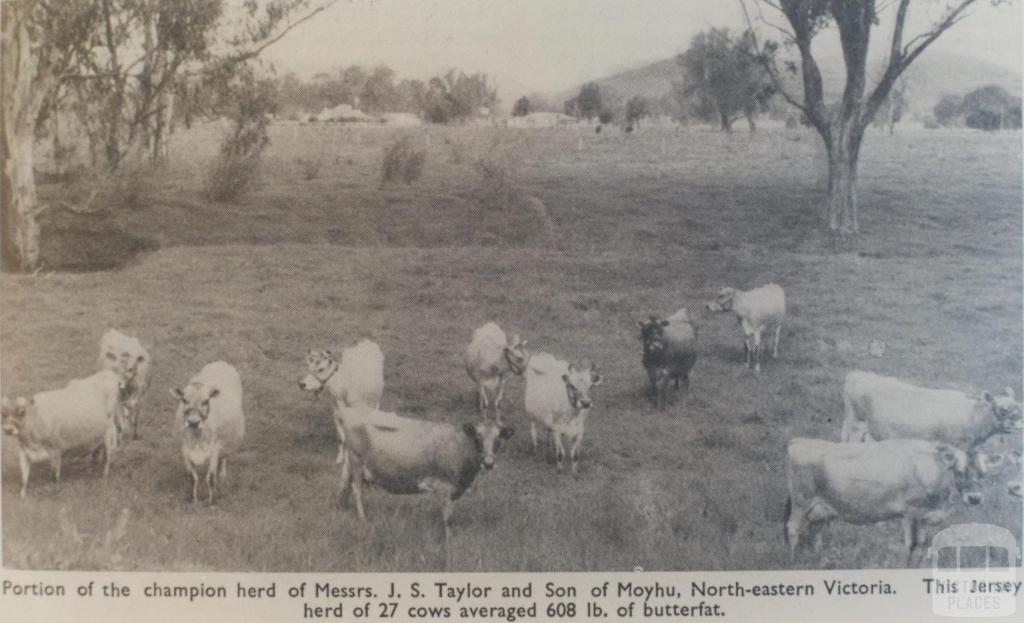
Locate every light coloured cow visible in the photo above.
<box><xmin>636</xmin><ymin>309</ymin><xmax>698</xmax><ymax>409</ymax></box>
<box><xmin>1</xmin><ymin>370</ymin><xmax>123</xmax><ymax>498</ymax></box>
<box><xmin>299</xmin><ymin>340</ymin><xmax>384</xmax><ymax>464</ymax></box>
<box><xmin>171</xmin><ymin>361</ymin><xmax>245</xmax><ymax>505</ymax></box>
<box><xmin>706</xmin><ymin>284</ymin><xmax>785</xmax><ymax>373</ymax></box>
<box><xmin>524</xmin><ymin>353</ymin><xmax>601</xmax><ymax>473</ymax></box>
<box><xmin>340</xmin><ymin>406</ymin><xmax>514</xmax><ymax>542</ymax></box>
<box><xmin>463</xmin><ymin>322</ymin><xmax>529</xmax><ymax>417</ymax></box>
<box><xmin>841</xmin><ymin>370</ymin><xmax>1022</xmax><ymax>451</ymax></box>
<box><xmin>98</xmin><ymin>328</ymin><xmax>152</xmax><ymax>441</ymax></box>
<box><xmin>784</xmin><ymin>437</ymin><xmax>982</xmax><ymax>566</ymax></box>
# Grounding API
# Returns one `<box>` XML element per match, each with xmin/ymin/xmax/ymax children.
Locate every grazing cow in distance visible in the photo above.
<box><xmin>463</xmin><ymin>322</ymin><xmax>529</xmax><ymax>418</ymax></box>
<box><xmin>299</xmin><ymin>340</ymin><xmax>385</xmax><ymax>464</ymax></box>
<box><xmin>841</xmin><ymin>370</ymin><xmax>1021</xmax><ymax>476</ymax></box>
<box><xmin>171</xmin><ymin>361</ymin><xmax>245</xmax><ymax>505</ymax></box>
<box><xmin>340</xmin><ymin>406</ymin><xmax>514</xmax><ymax>542</ymax></box>
<box><xmin>524</xmin><ymin>353</ymin><xmax>601</xmax><ymax>473</ymax></box>
<box><xmin>637</xmin><ymin>309</ymin><xmax>698</xmax><ymax>409</ymax></box>
<box><xmin>98</xmin><ymin>328</ymin><xmax>152</xmax><ymax>441</ymax></box>
<box><xmin>2</xmin><ymin>370</ymin><xmax>123</xmax><ymax>498</ymax></box>
<box><xmin>784</xmin><ymin>437</ymin><xmax>982</xmax><ymax>566</ymax></box>
<box><xmin>706</xmin><ymin>284</ymin><xmax>785</xmax><ymax>373</ymax></box>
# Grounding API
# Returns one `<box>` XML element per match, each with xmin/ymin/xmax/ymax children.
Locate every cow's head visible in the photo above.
<box><xmin>637</xmin><ymin>316</ymin><xmax>670</xmax><ymax>356</ymax></box>
<box><xmin>706</xmin><ymin>287</ymin><xmax>737</xmax><ymax>313</ymax></box>
<box><xmin>503</xmin><ymin>335</ymin><xmax>530</xmax><ymax>376</ymax></box>
<box><xmin>936</xmin><ymin>444</ymin><xmax>983</xmax><ymax>506</ymax></box>
<box><xmin>1</xmin><ymin>396</ymin><xmax>29</xmax><ymax>436</ymax></box>
<box><xmin>562</xmin><ymin>360</ymin><xmax>602</xmax><ymax>410</ymax></box>
<box><xmin>170</xmin><ymin>383</ymin><xmax>220</xmax><ymax>430</ymax></box>
<box><xmin>463</xmin><ymin>420</ymin><xmax>515</xmax><ymax>470</ymax></box>
<box><xmin>299</xmin><ymin>349</ymin><xmax>337</xmax><ymax>395</ymax></box>
<box><xmin>102</xmin><ymin>342</ymin><xmax>147</xmax><ymax>382</ymax></box>
<box><xmin>983</xmin><ymin>387</ymin><xmax>1022</xmax><ymax>433</ymax></box>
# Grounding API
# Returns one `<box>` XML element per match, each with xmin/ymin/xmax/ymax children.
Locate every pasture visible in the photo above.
<box><xmin>1</xmin><ymin>122</ymin><xmax>1021</xmax><ymax>572</ymax></box>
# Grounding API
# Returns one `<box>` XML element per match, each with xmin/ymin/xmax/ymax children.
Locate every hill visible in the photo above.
<box><xmin>559</xmin><ymin>50</ymin><xmax>1021</xmax><ymax>117</ymax></box>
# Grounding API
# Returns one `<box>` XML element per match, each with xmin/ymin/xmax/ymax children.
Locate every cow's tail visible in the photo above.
<box><xmin>782</xmin><ymin>496</ymin><xmax>792</xmax><ymax>545</ymax></box>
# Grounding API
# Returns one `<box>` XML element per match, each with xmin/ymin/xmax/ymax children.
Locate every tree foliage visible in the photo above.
<box><xmin>676</xmin><ymin>28</ymin><xmax>773</xmax><ymax>131</ymax></box>
<box><xmin>625</xmin><ymin>95</ymin><xmax>650</xmax><ymax>128</ymax></box>
<box><xmin>512</xmin><ymin>95</ymin><xmax>531</xmax><ymax>117</ymax></box>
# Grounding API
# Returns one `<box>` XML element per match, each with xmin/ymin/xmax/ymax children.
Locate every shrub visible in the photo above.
<box><xmin>205</xmin><ymin>120</ymin><xmax>268</xmax><ymax>201</ymax></box>
<box><xmin>296</xmin><ymin>155</ymin><xmax>323</xmax><ymax>181</ymax></box>
<box><xmin>380</xmin><ymin>136</ymin><xmax>426</xmax><ymax>186</ymax></box>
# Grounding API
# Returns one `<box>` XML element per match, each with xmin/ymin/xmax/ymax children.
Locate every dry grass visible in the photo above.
<box><xmin>3</xmin><ymin>123</ymin><xmax>1021</xmax><ymax>571</ymax></box>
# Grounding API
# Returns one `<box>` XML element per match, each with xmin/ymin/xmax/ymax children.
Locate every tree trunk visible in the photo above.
<box><xmin>720</xmin><ymin>112</ymin><xmax>733</xmax><ymax>132</ymax></box>
<box><xmin>824</xmin><ymin>123</ymin><xmax>863</xmax><ymax>237</ymax></box>
<box><xmin>1</xmin><ymin>2</ymin><xmax>49</xmax><ymax>272</ymax></box>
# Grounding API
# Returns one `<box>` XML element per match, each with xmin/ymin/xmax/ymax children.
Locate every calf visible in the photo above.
<box><xmin>463</xmin><ymin>322</ymin><xmax>529</xmax><ymax>417</ymax></box>
<box><xmin>524</xmin><ymin>353</ymin><xmax>602</xmax><ymax>473</ymax></box>
<box><xmin>98</xmin><ymin>328</ymin><xmax>152</xmax><ymax>441</ymax></box>
<box><xmin>637</xmin><ymin>309</ymin><xmax>698</xmax><ymax>409</ymax></box>
<box><xmin>341</xmin><ymin>406</ymin><xmax>514</xmax><ymax>542</ymax></box>
<box><xmin>2</xmin><ymin>370</ymin><xmax>123</xmax><ymax>498</ymax></box>
<box><xmin>841</xmin><ymin>370</ymin><xmax>1021</xmax><ymax>449</ymax></box>
<box><xmin>784</xmin><ymin>437</ymin><xmax>981</xmax><ymax>566</ymax></box>
<box><xmin>706</xmin><ymin>284</ymin><xmax>785</xmax><ymax>373</ymax></box>
<box><xmin>171</xmin><ymin>361</ymin><xmax>245</xmax><ymax>505</ymax></box>
<box><xmin>299</xmin><ymin>340</ymin><xmax>384</xmax><ymax>464</ymax></box>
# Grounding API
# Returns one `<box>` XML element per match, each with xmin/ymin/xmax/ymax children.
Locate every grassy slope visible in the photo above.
<box><xmin>2</xmin><ymin>123</ymin><xmax>1021</xmax><ymax>571</ymax></box>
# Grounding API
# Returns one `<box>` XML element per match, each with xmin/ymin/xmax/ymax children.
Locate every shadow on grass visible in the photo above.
<box><xmin>38</xmin><ymin>207</ymin><xmax>159</xmax><ymax>273</ymax></box>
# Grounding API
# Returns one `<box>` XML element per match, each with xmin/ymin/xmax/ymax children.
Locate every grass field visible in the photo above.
<box><xmin>1</xmin><ymin>122</ymin><xmax>1021</xmax><ymax>572</ymax></box>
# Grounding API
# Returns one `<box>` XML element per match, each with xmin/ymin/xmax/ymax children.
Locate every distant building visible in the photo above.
<box><xmin>378</xmin><ymin>112</ymin><xmax>422</xmax><ymax>127</ymax></box>
<box><xmin>507</xmin><ymin>112</ymin><xmax>578</xmax><ymax>128</ymax></box>
<box><xmin>314</xmin><ymin>104</ymin><xmax>372</xmax><ymax>122</ymax></box>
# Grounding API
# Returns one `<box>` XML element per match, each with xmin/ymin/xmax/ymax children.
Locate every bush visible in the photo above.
<box><xmin>296</xmin><ymin>155</ymin><xmax>323</xmax><ymax>181</ymax></box>
<box><xmin>205</xmin><ymin>119</ymin><xmax>268</xmax><ymax>201</ymax></box>
<box><xmin>380</xmin><ymin>136</ymin><xmax>426</xmax><ymax>186</ymax></box>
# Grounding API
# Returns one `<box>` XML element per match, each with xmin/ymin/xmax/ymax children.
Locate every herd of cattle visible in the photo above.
<box><xmin>1</xmin><ymin>283</ymin><xmax>1022</xmax><ymax>564</ymax></box>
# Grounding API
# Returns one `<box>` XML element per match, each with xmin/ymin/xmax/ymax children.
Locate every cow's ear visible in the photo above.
<box><xmin>208</xmin><ymin>388</ymin><xmax>220</xmax><ymax>400</ymax></box>
<box><xmin>591</xmin><ymin>373</ymin><xmax>603</xmax><ymax>386</ymax></box>
<box><xmin>170</xmin><ymin>387</ymin><xmax>185</xmax><ymax>402</ymax></box>
<box><xmin>985</xmin><ymin>453</ymin><xmax>1005</xmax><ymax>470</ymax></box>
<box><xmin>935</xmin><ymin>445</ymin><xmax>962</xmax><ymax>471</ymax></box>
<box><xmin>561</xmin><ymin>374</ymin><xmax>571</xmax><ymax>384</ymax></box>
<box><xmin>635</xmin><ymin>320</ymin><xmax>645</xmax><ymax>329</ymax></box>
<box><xmin>983</xmin><ymin>391</ymin><xmax>994</xmax><ymax>404</ymax></box>
<box><xmin>500</xmin><ymin>425</ymin><xmax>515</xmax><ymax>439</ymax></box>
<box><xmin>462</xmin><ymin>422</ymin><xmax>478</xmax><ymax>438</ymax></box>
<box><xmin>659</xmin><ymin>319</ymin><xmax>670</xmax><ymax>327</ymax></box>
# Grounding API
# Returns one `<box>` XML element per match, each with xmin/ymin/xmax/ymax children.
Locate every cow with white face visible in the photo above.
<box><xmin>98</xmin><ymin>329</ymin><xmax>152</xmax><ymax>441</ymax></box>
<box><xmin>524</xmin><ymin>353</ymin><xmax>602</xmax><ymax>474</ymax></box>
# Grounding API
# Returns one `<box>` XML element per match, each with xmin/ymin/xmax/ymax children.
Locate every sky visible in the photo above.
<box><xmin>262</xmin><ymin>0</ymin><xmax>1023</xmax><ymax>105</ymax></box>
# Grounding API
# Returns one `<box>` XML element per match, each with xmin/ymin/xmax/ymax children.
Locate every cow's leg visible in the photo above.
<box><xmin>772</xmin><ymin>324</ymin><xmax>782</xmax><ymax>359</ymax></box>
<box><xmin>130</xmin><ymin>399</ymin><xmax>140</xmax><ymax>440</ymax></box>
<box><xmin>530</xmin><ymin>422</ymin><xmax>539</xmax><ymax>453</ymax></box>
<box><xmin>189</xmin><ymin>468</ymin><xmax>200</xmax><ymax>505</ymax></box>
<box><xmin>206</xmin><ymin>469</ymin><xmax>216</xmax><ymax>505</ymax></box>
<box><xmin>350</xmin><ymin>458</ymin><xmax>366</xmax><ymax>521</ymax></box>
<box><xmin>334</xmin><ymin>416</ymin><xmax>347</xmax><ymax>464</ymax></box>
<box><xmin>495</xmin><ymin>375</ymin><xmax>507</xmax><ymax>412</ymax></box>
<box><xmin>103</xmin><ymin>426</ymin><xmax>117</xmax><ymax>478</ymax></box>
<box><xmin>785</xmin><ymin>500</ymin><xmax>803</xmax><ymax>562</ymax></box>
<box><xmin>553</xmin><ymin>432</ymin><xmax>567</xmax><ymax>472</ymax></box>
<box><xmin>570</xmin><ymin>432</ymin><xmax>583</xmax><ymax>475</ymax></box>
<box><xmin>647</xmin><ymin>367</ymin><xmax>660</xmax><ymax>407</ymax></box>
<box><xmin>18</xmin><ymin>450</ymin><xmax>31</xmax><ymax>499</ymax></box>
<box><xmin>659</xmin><ymin>373</ymin><xmax>672</xmax><ymax>409</ymax></box>
<box><xmin>50</xmin><ymin>453</ymin><xmax>62</xmax><ymax>483</ymax></box>
<box><xmin>903</xmin><ymin>517</ymin><xmax>919</xmax><ymax>567</ymax></box>
<box><xmin>752</xmin><ymin>330</ymin><xmax>763</xmax><ymax>373</ymax></box>
<box><xmin>219</xmin><ymin>457</ymin><xmax>228</xmax><ymax>481</ymax></box>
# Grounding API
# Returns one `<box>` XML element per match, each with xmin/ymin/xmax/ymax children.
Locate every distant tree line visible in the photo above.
<box><xmin>275</xmin><ymin>65</ymin><xmax>498</xmax><ymax>123</ymax></box>
<box><xmin>932</xmin><ymin>84</ymin><xmax>1022</xmax><ymax>130</ymax></box>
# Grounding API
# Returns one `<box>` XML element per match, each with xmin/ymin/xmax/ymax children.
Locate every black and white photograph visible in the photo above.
<box><xmin>1</xmin><ymin>0</ymin><xmax>1022</xmax><ymax>584</ymax></box>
